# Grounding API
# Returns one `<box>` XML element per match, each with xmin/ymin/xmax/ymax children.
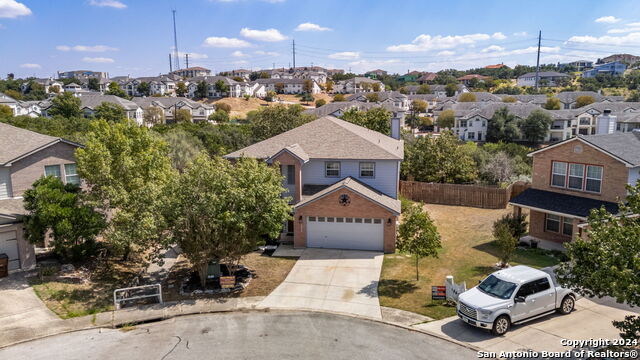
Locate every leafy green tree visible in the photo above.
<box><xmin>315</xmin><ymin>99</ymin><xmax>326</xmax><ymax>108</ymax></box>
<box><xmin>163</xmin><ymin>129</ymin><xmax>204</xmax><ymax>172</ymax></box>
<box><xmin>23</xmin><ymin>176</ymin><xmax>105</xmax><ymax>261</ymax></box>
<box><xmin>398</xmin><ymin>86</ymin><xmax>408</xmax><ymax>95</ymax></box>
<box><xmin>544</xmin><ymin>97</ymin><xmax>561</xmax><ymax>110</ymax></box>
<box><xmin>94</xmin><ymin>102</ymin><xmax>126</xmax><ymax>123</ymax></box>
<box><xmin>143</xmin><ymin>107</ymin><xmax>165</xmax><ymax>126</ymax></box>
<box><xmin>402</xmin><ymin>131</ymin><xmax>477</xmax><ymax>183</ymax></box>
<box><xmin>23</xmin><ymin>82</ymin><xmax>47</xmax><ymax>101</ymax></box>
<box><xmin>417</xmin><ymin>84</ymin><xmax>431</xmax><ymax>94</ymax></box>
<box><xmin>397</xmin><ymin>202</ymin><xmax>441</xmax><ymax>280</ymax></box>
<box><xmin>324</xmin><ymin>80</ymin><xmax>334</xmax><ymax>92</ymax></box>
<box><xmin>105</xmin><ymin>82</ymin><xmax>126</xmax><ymax>97</ymax></box>
<box><xmin>340</xmin><ymin>107</ymin><xmax>391</xmax><ymax>134</ymax></box>
<box><xmin>625</xmin><ymin>90</ymin><xmax>640</xmax><ymax>102</ymax></box>
<box><xmin>87</xmin><ymin>78</ymin><xmax>100</xmax><ymax>91</ymax></box>
<box><xmin>75</xmin><ymin>119</ymin><xmax>175</xmax><ymax>261</ymax></box>
<box><xmin>274</xmin><ymin>83</ymin><xmax>285</xmax><ymax>94</ymax></box>
<box><xmin>303</xmin><ymin>79</ymin><xmax>314</xmax><ymax>94</ymax></box>
<box><xmin>164</xmin><ymin>155</ymin><xmax>291</xmax><ymax>287</ymax></box>
<box><xmin>208</xmin><ymin>109</ymin><xmax>230</xmax><ymax>123</ymax></box>
<box><xmin>195</xmin><ymin>81</ymin><xmax>208</xmax><ymax>98</ymax></box>
<box><xmin>137</xmin><ymin>81</ymin><xmax>151</xmax><ymax>97</ymax></box>
<box><xmin>521</xmin><ymin>109</ymin><xmax>553</xmax><ymax>145</ymax></box>
<box><xmin>3</xmin><ymin>89</ymin><xmax>22</xmax><ymax>100</ymax></box>
<box><xmin>249</xmin><ymin>104</ymin><xmax>316</xmax><ymax>141</ymax></box>
<box><xmin>0</xmin><ymin>104</ymin><xmax>12</xmax><ymax>118</ymax></box>
<box><xmin>408</xmin><ymin>99</ymin><xmax>428</xmax><ymax>129</ymax></box>
<box><xmin>264</xmin><ymin>90</ymin><xmax>277</xmax><ymax>102</ymax></box>
<box><xmin>214</xmin><ymin>80</ymin><xmax>228</xmax><ymax>95</ymax></box>
<box><xmin>436</xmin><ymin>109</ymin><xmax>455</xmax><ymax>129</ymax></box>
<box><xmin>486</xmin><ymin>107</ymin><xmax>521</xmax><ymax>143</ymax></box>
<box><xmin>493</xmin><ymin>222</ymin><xmax>517</xmax><ymax>267</ymax></box>
<box><xmin>458</xmin><ymin>92</ymin><xmax>476</xmax><ymax>102</ymax></box>
<box><xmin>175</xmin><ymin>108</ymin><xmax>192</xmax><ymax>123</ymax></box>
<box><xmin>300</xmin><ymin>93</ymin><xmax>314</xmax><ymax>102</ymax></box>
<box><xmin>333</xmin><ymin>94</ymin><xmax>346</xmax><ymax>102</ymax></box>
<box><xmin>575</xmin><ymin>95</ymin><xmax>596</xmax><ymax>108</ymax></box>
<box><xmin>365</xmin><ymin>93</ymin><xmax>379</xmax><ymax>102</ymax></box>
<box><xmin>175</xmin><ymin>82</ymin><xmax>188</xmax><ymax>97</ymax></box>
<box><xmin>49</xmin><ymin>85</ymin><xmax>60</xmax><ymax>94</ymax></box>
<box><xmin>48</xmin><ymin>92</ymin><xmax>82</xmax><ymax>118</ymax></box>
<box><xmin>557</xmin><ymin>183</ymin><xmax>640</xmax><ymax>340</ymax></box>
<box><xmin>0</xmin><ymin>115</ymin><xmax>92</xmax><ymax>143</ymax></box>
<box><xmin>445</xmin><ymin>83</ymin><xmax>458</xmax><ymax>97</ymax></box>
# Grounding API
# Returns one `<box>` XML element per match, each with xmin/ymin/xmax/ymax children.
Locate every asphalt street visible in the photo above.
<box><xmin>0</xmin><ymin>311</ymin><xmax>477</xmax><ymax>360</ymax></box>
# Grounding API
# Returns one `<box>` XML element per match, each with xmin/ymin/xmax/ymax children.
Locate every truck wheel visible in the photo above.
<box><xmin>557</xmin><ymin>296</ymin><xmax>575</xmax><ymax>315</ymax></box>
<box><xmin>491</xmin><ymin>315</ymin><xmax>510</xmax><ymax>336</ymax></box>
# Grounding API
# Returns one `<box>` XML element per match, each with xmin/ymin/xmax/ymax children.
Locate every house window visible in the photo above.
<box><xmin>44</xmin><ymin>165</ymin><xmax>61</xmax><ymax>179</ymax></box>
<box><xmin>585</xmin><ymin>165</ymin><xmax>602</xmax><ymax>193</ymax></box>
<box><xmin>359</xmin><ymin>162</ymin><xmax>375</xmax><ymax>178</ymax></box>
<box><xmin>562</xmin><ymin>218</ymin><xmax>573</xmax><ymax>236</ymax></box>
<box><xmin>551</xmin><ymin>161</ymin><xmax>567</xmax><ymax>187</ymax></box>
<box><xmin>287</xmin><ymin>165</ymin><xmax>295</xmax><ymax>185</ymax></box>
<box><xmin>325</xmin><ymin>162</ymin><xmax>340</xmax><ymax>177</ymax></box>
<box><xmin>308</xmin><ymin>217</ymin><xmax>316</xmax><ymax>222</ymax></box>
<box><xmin>467</xmin><ymin>132</ymin><xmax>475</xmax><ymax>140</ymax></box>
<box><xmin>568</xmin><ymin>163</ymin><xmax>585</xmax><ymax>190</ymax></box>
<box><xmin>460</xmin><ymin>120</ymin><xmax>467</xmax><ymax>127</ymax></box>
<box><xmin>545</xmin><ymin>214</ymin><xmax>561</xmax><ymax>232</ymax></box>
<box><xmin>354</xmin><ymin>218</ymin><xmax>363</xmax><ymax>223</ymax></box>
<box><xmin>64</xmin><ymin>164</ymin><xmax>80</xmax><ymax>185</ymax></box>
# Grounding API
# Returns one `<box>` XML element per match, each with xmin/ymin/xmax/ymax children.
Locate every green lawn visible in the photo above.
<box><xmin>379</xmin><ymin>204</ymin><xmax>561</xmax><ymax>320</ymax></box>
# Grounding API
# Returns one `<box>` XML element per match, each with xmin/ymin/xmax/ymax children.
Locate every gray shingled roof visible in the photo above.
<box><xmin>78</xmin><ymin>94</ymin><xmax>139</xmax><ymax>111</ymax></box>
<box><xmin>131</xmin><ymin>96</ymin><xmax>213</xmax><ymax>110</ymax></box>
<box><xmin>0</xmin><ymin>123</ymin><xmax>77</xmax><ymax>165</ymax></box>
<box><xmin>510</xmin><ymin>188</ymin><xmax>618</xmax><ymax>218</ymax></box>
<box><xmin>296</xmin><ymin>176</ymin><xmax>401</xmax><ymax>214</ymax></box>
<box><xmin>518</xmin><ymin>71</ymin><xmax>570</xmax><ymax>78</ymax></box>
<box><xmin>578</xmin><ymin>132</ymin><xmax>640</xmax><ymax>166</ymax></box>
<box><xmin>0</xmin><ymin>198</ymin><xmax>27</xmax><ymax>219</ymax></box>
<box><xmin>304</xmin><ymin>101</ymin><xmax>402</xmax><ymax>118</ymax></box>
<box><xmin>225</xmin><ymin>116</ymin><xmax>403</xmax><ymax>160</ymax></box>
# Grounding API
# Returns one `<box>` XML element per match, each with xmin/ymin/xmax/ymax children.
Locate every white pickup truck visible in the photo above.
<box><xmin>457</xmin><ymin>265</ymin><xmax>576</xmax><ymax>335</ymax></box>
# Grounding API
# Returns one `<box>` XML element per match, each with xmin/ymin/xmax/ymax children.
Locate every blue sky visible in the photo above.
<box><xmin>2</xmin><ymin>0</ymin><xmax>640</xmax><ymax>78</ymax></box>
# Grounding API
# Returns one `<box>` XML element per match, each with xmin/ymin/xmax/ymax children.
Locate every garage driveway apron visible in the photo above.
<box><xmin>260</xmin><ymin>248</ymin><xmax>384</xmax><ymax>319</ymax></box>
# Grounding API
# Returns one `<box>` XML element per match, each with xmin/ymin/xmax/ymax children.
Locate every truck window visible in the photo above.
<box><xmin>516</xmin><ymin>282</ymin><xmax>536</xmax><ymax>298</ymax></box>
<box><xmin>534</xmin><ymin>278</ymin><xmax>551</xmax><ymax>292</ymax></box>
<box><xmin>478</xmin><ymin>275</ymin><xmax>517</xmax><ymax>300</ymax></box>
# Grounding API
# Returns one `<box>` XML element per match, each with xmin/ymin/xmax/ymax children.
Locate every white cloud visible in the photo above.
<box><xmin>492</xmin><ymin>32</ymin><xmax>507</xmax><ymax>40</ymax></box>
<box><xmin>89</xmin><ymin>0</ymin><xmax>126</xmax><ymax>9</ymax></box>
<box><xmin>177</xmin><ymin>51</ymin><xmax>208</xmax><ymax>59</ymax></box>
<box><xmin>295</xmin><ymin>22</ymin><xmax>331</xmax><ymax>32</ymax></box>
<box><xmin>508</xmin><ymin>46</ymin><xmax>559</xmax><ymax>55</ymax></box>
<box><xmin>328</xmin><ymin>51</ymin><xmax>360</xmax><ymax>60</ymax></box>
<box><xmin>387</xmin><ymin>33</ymin><xmax>492</xmax><ymax>52</ymax></box>
<box><xmin>595</xmin><ymin>15</ymin><xmax>621</xmax><ymax>23</ymax></box>
<box><xmin>481</xmin><ymin>45</ymin><xmax>504</xmax><ymax>53</ymax></box>
<box><xmin>567</xmin><ymin>32</ymin><xmax>640</xmax><ymax>46</ymax></box>
<box><xmin>57</xmin><ymin>44</ymin><xmax>118</xmax><ymax>52</ymax></box>
<box><xmin>255</xmin><ymin>50</ymin><xmax>279</xmax><ymax>56</ymax></box>
<box><xmin>437</xmin><ymin>50</ymin><xmax>455</xmax><ymax>56</ymax></box>
<box><xmin>0</xmin><ymin>0</ymin><xmax>31</xmax><ymax>18</ymax></box>
<box><xmin>240</xmin><ymin>27</ymin><xmax>287</xmax><ymax>42</ymax></box>
<box><xmin>83</xmin><ymin>57</ymin><xmax>114</xmax><ymax>63</ymax></box>
<box><xmin>231</xmin><ymin>50</ymin><xmax>248</xmax><ymax>57</ymax></box>
<box><xmin>20</xmin><ymin>63</ymin><xmax>41</xmax><ymax>69</ymax></box>
<box><xmin>513</xmin><ymin>31</ymin><xmax>528</xmax><ymax>37</ymax></box>
<box><xmin>607</xmin><ymin>22</ymin><xmax>640</xmax><ymax>34</ymax></box>
<box><xmin>202</xmin><ymin>36</ymin><xmax>251</xmax><ymax>48</ymax></box>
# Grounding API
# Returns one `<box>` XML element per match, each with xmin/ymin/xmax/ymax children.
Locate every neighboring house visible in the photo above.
<box><xmin>57</xmin><ymin>70</ymin><xmax>109</xmax><ymax>80</ymax></box>
<box><xmin>397</xmin><ymin>71</ymin><xmax>422</xmax><ymax>83</ymax></box>
<box><xmin>171</xmin><ymin>66</ymin><xmax>211</xmax><ymax>78</ymax></box>
<box><xmin>347</xmin><ymin>91</ymin><xmax>410</xmax><ymax>110</ymax></box>
<box><xmin>582</xmin><ymin>61</ymin><xmax>627</xmax><ymax>78</ymax></box>
<box><xmin>417</xmin><ymin>73</ymin><xmax>437</xmax><ymax>84</ymax></box>
<box><xmin>225</xmin><ymin>116</ymin><xmax>404</xmax><ymax>253</ymax></box>
<box><xmin>559</xmin><ymin>60</ymin><xmax>593</xmax><ymax>71</ymax></box>
<box><xmin>484</xmin><ymin>63</ymin><xmax>506</xmax><ymax>69</ymax></box>
<box><xmin>42</xmin><ymin>94</ymin><xmax>143</xmax><ymax>125</ymax></box>
<box><xmin>14</xmin><ymin>101</ymin><xmax>46</xmax><ymax>117</ymax></box>
<box><xmin>131</xmin><ymin>97</ymin><xmax>215</xmax><ymax>124</ymax></box>
<box><xmin>63</xmin><ymin>83</ymin><xmax>83</xmax><ymax>93</ymax></box>
<box><xmin>600</xmin><ymin>53</ymin><xmax>640</xmax><ymax>64</ymax></box>
<box><xmin>510</xmin><ymin>131</ymin><xmax>640</xmax><ymax>250</ymax></box>
<box><xmin>255</xmin><ymin>78</ymin><xmax>321</xmax><ymax>94</ymax></box>
<box><xmin>364</xmin><ymin>69</ymin><xmax>387</xmax><ymax>79</ymax></box>
<box><xmin>516</xmin><ymin>72</ymin><xmax>570</xmax><ymax>87</ymax></box>
<box><xmin>0</xmin><ymin>123</ymin><xmax>82</xmax><ymax>271</ymax></box>
<box><xmin>457</xmin><ymin>74</ymin><xmax>491</xmax><ymax>86</ymax></box>
<box><xmin>304</xmin><ymin>101</ymin><xmax>407</xmax><ymax>129</ymax></box>
<box><xmin>430</xmin><ymin>84</ymin><xmax>468</xmax><ymax>97</ymax></box>
<box><xmin>124</xmin><ymin>76</ymin><xmax>178</xmax><ymax>97</ymax></box>
<box><xmin>187</xmin><ymin>76</ymin><xmax>242</xmax><ymax>98</ymax></box>
<box><xmin>224</xmin><ymin>69</ymin><xmax>252</xmax><ymax>80</ymax></box>
<box><xmin>334</xmin><ymin>77</ymin><xmax>385</xmax><ymax>94</ymax></box>
<box><xmin>20</xmin><ymin>78</ymin><xmax>64</xmax><ymax>94</ymax></box>
<box><xmin>567</xmin><ymin>102</ymin><xmax>640</xmax><ymax>135</ymax></box>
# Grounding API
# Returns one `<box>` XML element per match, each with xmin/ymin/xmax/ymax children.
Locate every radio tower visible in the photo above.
<box><xmin>172</xmin><ymin>10</ymin><xmax>180</xmax><ymax>70</ymax></box>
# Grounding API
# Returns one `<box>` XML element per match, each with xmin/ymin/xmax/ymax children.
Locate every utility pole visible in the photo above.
<box><xmin>185</xmin><ymin>53</ymin><xmax>189</xmax><ymax>69</ymax></box>
<box><xmin>292</xmin><ymin>39</ymin><xmax>296</xmax><ymax>72</ymax></box>
<box><xmin>535</xmin><ymin>30</ymin><xmax>542</xmax><ymax>90</ymax></box>
<box><xmin>169</xmin><ymin>54</ymin><xmax>173</xmax><ymax>73</ymax></box>
<box><xmin>172</xmin><ymin>10</ymin><xmax>180</xmax><ymax>70</ymax></box>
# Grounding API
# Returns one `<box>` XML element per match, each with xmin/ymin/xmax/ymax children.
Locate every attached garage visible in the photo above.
<box><xmin>307</xmin><ymin>216</ymin><xmax>384</xmax><ymax>251</ymax></box>
<box><xmin>0</xmin><ymin>229</ymin><xmax>20</xmax><ymax>271</ymax></box>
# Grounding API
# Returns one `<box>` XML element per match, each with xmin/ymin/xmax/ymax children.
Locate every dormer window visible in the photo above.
<box><xmin>325</xmin><ymin>162</ymin><xmax>340</xmax><ymax>177</ymax></box>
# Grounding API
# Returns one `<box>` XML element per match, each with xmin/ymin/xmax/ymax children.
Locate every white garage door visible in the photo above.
<box><xmin>307</xmin><ymin>216</ymin><xmax>384</xmax><ymax>251</ymax></box>
<box><xmin>0</xmin><ymin>230</ymin><xmax>20</xmax><ymax>271</ymax></box>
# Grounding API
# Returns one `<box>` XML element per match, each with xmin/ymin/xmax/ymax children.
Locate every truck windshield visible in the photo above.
<box><xmin>478</xmin><ymin>275</ymin><xmax>517</xmax><ymax>300</ymax></box>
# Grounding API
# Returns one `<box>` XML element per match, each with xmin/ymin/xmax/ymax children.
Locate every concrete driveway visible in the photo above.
<box><xmin>260</xmin><ymin>248</ymin><xmax>383</xmax><ymax>319</ymax></box>
<box><xmin>414</xmin><ymin>297</ymin><xmax>638</xmax><ymax>353</ymax></box>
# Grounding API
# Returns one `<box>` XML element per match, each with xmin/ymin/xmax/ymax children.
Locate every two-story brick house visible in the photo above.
<box><xmin>510</xmin><ymin>131</ymin><xmax>640</xmax><ymax>250</ymax></box>
<box><xmin>225</xmin><ymin>116</ymin><xmax>403</xmax><ymax>252</ymax></box>
<box><xmin>0</xmin><ymin>123</ymin><xmax>82</xmax><ymax>271</ymax></box>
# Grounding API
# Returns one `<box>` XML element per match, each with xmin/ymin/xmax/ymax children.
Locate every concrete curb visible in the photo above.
<box><xmin>0</xmin><ymin>299</ymin><xmax>479</xmax><ymax>352</ymax></box>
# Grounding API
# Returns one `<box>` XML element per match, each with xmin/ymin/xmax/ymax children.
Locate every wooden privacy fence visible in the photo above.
<box><xmin>400</xmin><ymin>181</ymin><xmax>530</xmax><ymax>209</ymax></box>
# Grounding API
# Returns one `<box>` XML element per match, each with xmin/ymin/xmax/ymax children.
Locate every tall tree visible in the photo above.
<box><xmin>408</xmin><ymin>99</ymin><xmax>428</xmax><ymax>129</ymax></box>
<box><xmin>248</xmin><ymin>104</ymin><xmax>316</xmax><ymax>141</ymax></box>
<box><xmin>94</xmin><ymin>102</ymin><xmax>126</xmax><ymax>123</ymax></box>
<box><xmin>163</xmin><ymin>129</ymin><xmax>204</xmax><ymax>172</ymax></box>
<box><xmin>544</xmin><ymin>97</ymin><xmax>561</xmax><ymax>110</ymax></box>
<box><xmin>557</xmin><ymin>183</ymin><xmax>640</xmax><ymax>340</ymax></box>
<box><xmin>397</xmin><ymin>202</ymin><xmax>441</xmax><ymax>280</ymax></box>
<box><xmin>436</xmin><ymin>109</ymin><xmax>455</xmax><ymax>129</ymax></box>
<box><xmin>105</xmin><ymin>82</ymin><xmax>126</xmax><ymax>97</ymax></box>
<box><xmin>417</xmin><ymin>84</ymin><xmax>431</xmax><ymax>94</ymax></box>
<box><xmin>143</xmin><ymin>107</ymin><xmax>165</xmax><ymax>126</ymax></box>
<box><xmin>175</xmin><ymin>82</ymin><xmax>188</xmax><ymax>97</ymax></box>
<box><xmin>575</xmin><ymin>95</ymin><xmax>596</xmax><ymax>108</ymax></box>
<box><xmin>324</xmin><ymin>80</ymin><xmax>334</xmax><ymax>92</ymax></box>
<box><xmin>137</xmin><ymin>81</ymin><xmax>151</xmax><ymax>97</ymax></box>
<box><xmin>164</xmin><ymin>155</ymin><xmax>291</xmax><ymax>287</ymax></box>
<box><xmin>48</xmin><ymin>92</ymin><xmax>82</xmax><ymax>118</ymax></box>
<box><xmin>445</xmin><ymin>83</ymin><xmax>458</xmax><ymax>97</ymax></box>
<box><xmin>340</xmin><ymin>107</ymin><xmax>391</xmax><ymax>135</ymax></box>
<box><xmin>521</xmin><ymin>109</ymin><xmax>553</xmax><ymax>145</ymax></box>
<box><xmin>75</xmin><ymin>119</ymin><xmax>175</xmax><ymax>261</ymax></box>
<box><xmin>195</xmin><ymin>80</ymin><xmax>208</xmax><ymax>98</ymax></box>
<box><xmin>458</xmin><ymin>92</ymin><xmax>477</xmax><ymax>102</ymax></box>
<box><xmin>303</xmin><ymin>79</ymin><xmax>313</xmax><ymax>94</ymax></box>
<box><xmin>486</xmin><ymin>107</ymin><xmax>521</xmax><ymax>143</ymax></box>
<box><xmin>23</xmin><ymin>176</ymin><xmax>105</xmax><ymax>262</ymax></box>
<box><xmin>175</xmin><ymin>108</ymin><xmax>192</xmax><ymax>123</ymax></box>
<box><xmin>87</xmin><ymin>78</ymin><xmax>100</xmax><ymax>91</ymax></box>
<box><xmin>214</xmin><ymin>80</ymin><xmax>228</xmax><ymax>94</ymax></box>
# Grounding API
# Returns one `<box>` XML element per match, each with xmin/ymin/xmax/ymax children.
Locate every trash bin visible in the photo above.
<box><xmin>0</xmin><ymin>254</ymin><xmax>8</xmax><ymax>278</ymax></box>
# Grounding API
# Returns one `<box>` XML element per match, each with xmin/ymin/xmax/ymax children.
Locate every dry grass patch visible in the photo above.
<box><xmin>379</xmin><ymin>204</ymin><xmax>559</xmax><ymax>320</ymax></box>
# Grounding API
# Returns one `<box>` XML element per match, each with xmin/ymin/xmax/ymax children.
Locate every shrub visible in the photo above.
<box><xmin>315</xmin><ymin>99</ymin><xmax>327</xmax><ymax>108</ymax></box>
<box><xmin>458</xmin><ymin>92</ymin><xmax>477</xmax><ymax>102</ymax></box>
<box><xmin>494</xmin><ymin>223</ymin><xmax>517</xmax><ymax>266</ymax></box>
<box><xmin>502</xmin><ymin>96</ymin><xmax>517</xmax><ymax>103</ymax></box>
<box><xmin>215</xmin><ymin>102</ymin><xmax>232</xmax><ymax>113</ymax></box>
<box><xmin>493</xmin><ymin>213</ymin><xmax>528</xmax><ymax>239</ymax></box>
<box><xmin>333</xmin><ymin>94</ymin><xmax>346</xmax><ymax>102</ymax></box>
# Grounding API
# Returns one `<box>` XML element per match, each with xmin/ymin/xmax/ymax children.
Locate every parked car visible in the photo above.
<box><xmin>456</xmin><ymin>265</ymin><xmax>576</xmax><ymax>335</ymax></box>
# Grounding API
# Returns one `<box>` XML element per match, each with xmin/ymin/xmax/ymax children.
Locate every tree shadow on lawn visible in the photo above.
<box><xmin>377</xmin><ymin>279</ymin><xmax>418</xmax><ymax>299</ymax></box>
<box><xmin>472</xmin><ymin>241</ymin><xmax>560</xmax><ymax>268</ymax></box>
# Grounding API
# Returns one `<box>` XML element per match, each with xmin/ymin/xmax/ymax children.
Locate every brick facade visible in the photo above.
<box><xmin>528</xmin><ymin>210</ymin><xmax>579</xmax><ymax>244</ymax></box>
<box><xmin>532</xmin><ymin>139</ymin><xmax>628</xmax><ymax>203</ymax></box>
<box><xmin>9</xmin><ymin>142</ymin><xmax>78</xmax><ymax>197</ymax></box>
<box><xmin>293</xmin><ymin>188</ymin><xmax>397</xmax><ymax>253</ymax></box>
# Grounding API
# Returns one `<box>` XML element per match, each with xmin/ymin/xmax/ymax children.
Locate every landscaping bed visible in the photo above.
<box><xmin>379</xmin><ymin>203</ymin><xmax>561</xmax><ymax>320</ymax></box>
